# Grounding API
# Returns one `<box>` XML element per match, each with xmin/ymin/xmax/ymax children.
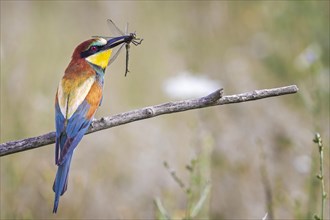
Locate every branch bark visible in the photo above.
<box><xmin>0</xmin><ymin>85</ymin><xmax>298</xmax><ymax>157</ymax></box>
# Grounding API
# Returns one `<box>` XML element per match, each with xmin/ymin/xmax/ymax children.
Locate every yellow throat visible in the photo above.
<box><xmin>86</xmin><ymin>49</ymin><xmax>112</xmax><ymax>69</ymax></box>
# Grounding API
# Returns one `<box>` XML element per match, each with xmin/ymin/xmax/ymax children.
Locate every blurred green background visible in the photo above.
<box><xmin>1</xmin><ymin>1</ymin><xmax>329</xmax><ymax>219</ymax></box>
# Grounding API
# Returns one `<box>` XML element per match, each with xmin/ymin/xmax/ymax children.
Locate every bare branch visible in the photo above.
<box><xmin>0</xmin><ymin>85</ymin><xmax>298</xmax><ymax>156</ymax></box>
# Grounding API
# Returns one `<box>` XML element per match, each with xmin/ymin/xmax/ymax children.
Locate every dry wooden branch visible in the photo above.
<box><xmin>0</xmin><ymin>85</ymin><xmax>298</xmax><ymax>157</ymax></box>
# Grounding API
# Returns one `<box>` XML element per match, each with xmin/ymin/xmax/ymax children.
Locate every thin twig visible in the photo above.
<box><xmin>0</xmin><ymin>85</ymin><xmax>298</xmax><ymax>156</ymax></box>
<box><xmin>313</xmin><ymin>133</ymin><xmax>327</xmax><ymax>220</ymax></box>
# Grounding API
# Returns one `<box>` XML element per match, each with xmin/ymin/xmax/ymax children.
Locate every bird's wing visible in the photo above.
<box><xmin>55</xmin><ymin>75</ymin><xmax>100</xmax><ymax>165</ymax></box>
<box><xmin>57</xmin><ymin>76</ymin><xmax>95</xmax><ymax>120</ymax></box>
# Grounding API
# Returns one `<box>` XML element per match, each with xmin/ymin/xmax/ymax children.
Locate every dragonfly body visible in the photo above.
<box><xmin>95</xmin><ymin>20</ymin><xmax>143</xmax><ymax>76</ymax></box>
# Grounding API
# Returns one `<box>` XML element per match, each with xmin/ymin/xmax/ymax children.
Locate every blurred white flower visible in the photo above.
<box><xmin>262</xmin><ymin>212</ymin><xmax>268</xmax><ymax>220</ymax></box>
<box><xmin>294</xmin><ymin>43</ymin><xmax>321</xmax><ymax>70</ymax></box>
<box><xmin>163</xmin><ymin>71</ymin><xmax>221</xmax><ymax>99</ymax></box>
<box><xmin>293</xmin><ymin>155</ymin><xmax>311</xmax><ymax>174</ymax></box>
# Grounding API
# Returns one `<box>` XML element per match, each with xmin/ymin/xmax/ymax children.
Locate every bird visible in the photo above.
<box><xmin>53</xmin><ymin>36</ymin><xmax>134</xmax><ymax>213</ymax></box>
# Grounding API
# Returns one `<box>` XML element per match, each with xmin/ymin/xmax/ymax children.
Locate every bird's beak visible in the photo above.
<box><xmin>86</xmin><ymin>36</ymin><xmax>130</xmax><ymax>69</ymax></box>
<box><xmin>101</xmin><ymin>36</ymin><xmax>130</xmax><ymax>51</ymax></box>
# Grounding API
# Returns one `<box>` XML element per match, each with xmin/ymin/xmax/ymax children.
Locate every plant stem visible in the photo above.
<box><xmin>313</xmin><ymin>133</ymin><xmax>327</xmax><ymax>220</ymax></box>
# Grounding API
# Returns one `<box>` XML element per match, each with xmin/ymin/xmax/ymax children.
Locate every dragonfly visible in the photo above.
<box><xmin>94</xmin><ymin>19</ymin><xmax>143</xmax><ymax>76</ymax></box>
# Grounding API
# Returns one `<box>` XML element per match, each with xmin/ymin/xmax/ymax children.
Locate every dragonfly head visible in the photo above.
<box><xmin>128</xmin><ymin>32</ymin><xmax>143</xmax><ymax>46</ymax></box>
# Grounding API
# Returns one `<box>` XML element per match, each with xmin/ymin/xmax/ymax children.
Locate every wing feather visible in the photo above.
<box><xmin>58</xmin><ymin>76</ymin><xmax>95</xmax><ymax>120</ymax></box>
<box><xmin>55</xmin><ymin>81</ymin><xmax>103</xmax><ymax>165</ymax></box>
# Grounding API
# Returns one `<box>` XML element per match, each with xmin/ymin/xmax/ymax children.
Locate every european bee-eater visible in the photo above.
<box><xmin>53</xmin><ymin>35</ymin><xmax>137</xmax><ymax>213</ymax></box>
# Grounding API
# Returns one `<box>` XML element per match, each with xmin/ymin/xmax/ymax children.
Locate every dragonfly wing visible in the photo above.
<box><xmin>108</xmin><ymin>43</ymin><xmax>125</xmax><ymax>66</ymax></box>
<box><xmin>107</xmin><ymin>19</ymin><xmax>125</xmax><ymax>36</ymax></box>
<box><xmin>125</xmin><ymin>22</ymin><xmax>129</xmax><ymax>35</ymax></box>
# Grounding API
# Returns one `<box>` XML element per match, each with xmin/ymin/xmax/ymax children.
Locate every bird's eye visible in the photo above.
<box><xmin>90</xmin><ymin>46</ymin><xmax>97</xmax><ymax>52</ymax></box>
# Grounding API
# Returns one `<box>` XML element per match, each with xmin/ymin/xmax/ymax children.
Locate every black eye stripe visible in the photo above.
<box><xmin>81</xmin><ymin>45</ymin><xmax>102</xmax><ymax>58</ymax></box>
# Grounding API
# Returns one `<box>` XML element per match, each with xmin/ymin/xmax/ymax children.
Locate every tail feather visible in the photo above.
<box><xmin>53</xmin><ymin>153</ymin><xmax>73</xmax><ymax>213</ymax></box>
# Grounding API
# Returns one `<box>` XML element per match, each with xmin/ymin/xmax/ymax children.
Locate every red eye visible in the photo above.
<box><xmin>90</xmin><ymin>46</ymin><xmax>97</xmax><ymax>52</ymax></box>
